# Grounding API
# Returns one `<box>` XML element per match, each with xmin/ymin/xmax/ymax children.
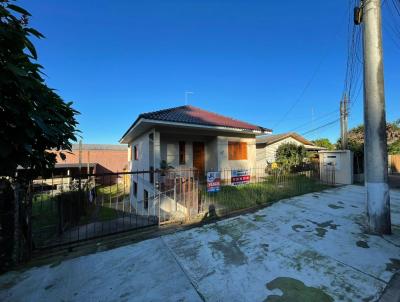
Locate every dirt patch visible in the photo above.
<box><xmin>307</xmin><ymin>220</ymin><xmax>339</xmax><ymax>238</ymax></box>
<box><xmin>386</xmin><ymin>258</ymin><xmax>400</xmax><ymax>272</ymax></box>
<box><xmin>328</xmin><ymin>204</ymin><xmax>344</xmax><ymax>210</ymax></box>
<box><xmin>292</xmin><ymin>225</ymin><xmax>305</xmax><ymax>232</ymax></box>
<box><xmin>356</xmin><ymin>240</ymin><xmax>369</xmax><ymax>248</ymax></box>
<box><xmin>208</xmin><ymin>218</ymin><xmax>256</xmax><ymax>266</ymax></box>
<box><xmin>44</xmin><ymin>284</ymin><xmax>55</xmax><ymax>290</ymax></box>
<box><xmin>253</xmin><ymin>215</ymin><xmax>266</xmax><ymax>222</ymax></box>
<box><xmin>264</xmin><ymin>277</ymin><xmax>333</xmax><ymax>302</ymax></box>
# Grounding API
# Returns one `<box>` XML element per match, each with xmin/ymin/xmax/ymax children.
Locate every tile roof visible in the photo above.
<box><xmin>137</xmin><ymin>105</ymin><xmax>270</xmax><ymax>132</ymax></box>
<box><xmin>256</xmin><ymin>132</ymin><xmax>314</xmax><ymax>146</ymax></box>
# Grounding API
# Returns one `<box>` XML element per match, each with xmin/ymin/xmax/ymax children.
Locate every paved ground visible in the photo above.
<box><xmin>1</xmin><ymin>185</ymin><xmax>400</xmax><ymax>302</ymax></box>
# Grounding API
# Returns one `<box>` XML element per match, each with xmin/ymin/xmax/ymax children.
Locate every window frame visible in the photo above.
<box><xmin>133</xmin><ymin>181</ymin><xmax>137</xmax><ymax>197</ymax></box>
<box><xmin>144</xmin><ymin>189</ymin><xmax>149</xmax><ymax>209</ymax></box>
<box><xmin>179</xmin><ymin>141</ymin><xmax>186</xmax><ymax>165</ymax></box>
<box><xmin>133</xmin><ymin>145</ymin><xmax>139</xmax><ymax>160</ymax></box>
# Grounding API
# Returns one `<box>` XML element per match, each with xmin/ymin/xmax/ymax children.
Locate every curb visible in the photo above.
<box><xmin>379</xmin><ymin>272</ymin><xmax>400</xmax><ymax>302</ymax></box>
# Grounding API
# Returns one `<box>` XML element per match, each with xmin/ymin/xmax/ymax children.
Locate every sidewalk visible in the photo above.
<box><xmin>1</xmin><ymin>185</ymin><xmax>399</xmax><ymax>301</ymax></box>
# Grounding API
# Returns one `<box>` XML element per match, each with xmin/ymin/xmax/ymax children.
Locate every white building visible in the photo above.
<box><xmin>256</xmin><ymin>132</ymin><xmax>326</xmax><ymax>166</ymax></box>
<box><xmin>120</xmin><ymin>105</ymin><xmax>270</xmax><ymax>215</ymax></box>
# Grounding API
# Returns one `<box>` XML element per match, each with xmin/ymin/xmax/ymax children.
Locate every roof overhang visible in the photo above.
<box><xmin>120</xmin><ymin>118</ymin><xmax>271</xmax><ymax>144</ymax></box>
<box><xmin>256</xmin><ymin>133</ymin><xmax>314</xmax><ymax>146</ymax></box>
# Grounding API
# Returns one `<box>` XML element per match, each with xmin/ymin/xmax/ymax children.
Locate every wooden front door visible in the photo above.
<box><xmin>192</xmin><ymin>142</ymin><xmax>205</xmax><ymax>176</ymax></box>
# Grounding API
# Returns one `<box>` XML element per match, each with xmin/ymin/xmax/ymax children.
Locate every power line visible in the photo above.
<box><xmin>301</xmin><ymin>119</ymin><xmax>340</xmax><ymax>136</ymax></box>
<box><xmin>271</xmin><ymin>55</ymin><xmax>326</xmax><ymax>129</ymax></box>
<box><xmin>287</xmin><ymin>109</ymin><xmax>339</xmax><ymax>132</ymax></box>
<box><xmin>273</xmin><ymin>3</ymin><xmax>352</xmax><ymax>132</ymax></box>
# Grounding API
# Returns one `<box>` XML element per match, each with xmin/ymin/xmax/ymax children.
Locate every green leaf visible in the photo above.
<box><xmin>25</xmin><ymin>28</ymin><xmax>45</xmax><ymax>39</ymax></box>
<box><xmin>6</xmin><ymin>62</ymin><xmax>27</xmax><ymax>77</ymax></box>
<box><xmin>7</xmin><ymin>4</ymin><xmax>31</xmax><ymax>16</ymax></box>
<box><xmin>24</xmin><ymin>38</ymin><xmax>37</xmax><ymax>59</ymax></box>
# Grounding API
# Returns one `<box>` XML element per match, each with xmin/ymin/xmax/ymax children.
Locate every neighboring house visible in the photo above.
<box><xmin>120</xmin><ymin>105</ymin><xmax>270</xmax><ymax>212</ymax></box>
<box><xmin>256</xmin><ymin>132</ymin><xmax>325</xmax><ymax>166</ymax></box>
<box><xmin>53</xmin><ymin>144</ymin><xmax>128</xmax><ymax>176</ymax></box>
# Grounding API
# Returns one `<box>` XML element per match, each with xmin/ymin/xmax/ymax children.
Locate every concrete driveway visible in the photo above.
<box><xmin>1</xmin><ymin>185</ymin><xmax>399</xmax><ymax>302</ymax></box>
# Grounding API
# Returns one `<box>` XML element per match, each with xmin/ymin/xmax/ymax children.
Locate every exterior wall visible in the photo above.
<box><xmin>159</xmin><ymin>134</ymin><xmax>218</xmax><ymax>171</ymax></box>
<box><xmin>217</xmin><ymin>136</ymin><xmax>256</xmax><ymax>171</ymax></box>
<box><xmin>54</xmin><ymin>148</ymin><xmax>128</xmax><ymax>173</ymax></box>
<box><xmin>262</xmin><ymin>137</ymin><xmax>304</xmax><ymax>164</ymax></box>
<box><xmin>127</xmin><ymin>129</ymin><xmax>158</xmax><ymax>212</ymax></box>
<box><xmin>319</xmin><ymin>150</ymin><xmax>353</xmax><ymax>185</ymax></box>
<box><xmin>206</xmin><ymin>137</ymin><xmax>218</xmax><ymax>171</ymax></box>
<box><xmin>256</xmin><ymin>144</ymin><xmax>266</xmax><ymax>168</ymax></box>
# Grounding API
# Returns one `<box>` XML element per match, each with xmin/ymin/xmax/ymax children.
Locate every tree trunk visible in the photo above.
<box><xmin>0</xmin><ymin>178</ymin><xmax>15</xmax><ymax>271</ymax></box>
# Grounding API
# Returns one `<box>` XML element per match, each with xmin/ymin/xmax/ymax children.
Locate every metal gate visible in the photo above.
<box><xmin>31</xmin><ymin>171</ymin><xmax>159</xmax><ymax>249</ymax></box>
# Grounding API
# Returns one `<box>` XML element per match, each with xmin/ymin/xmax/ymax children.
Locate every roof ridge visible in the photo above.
<box><xmin>139</xmin><ymin>105</ymin><xmax>188</xmax><ymax>118</ymax></box>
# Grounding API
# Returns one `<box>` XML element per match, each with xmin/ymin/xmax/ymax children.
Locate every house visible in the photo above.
<box><xmin>256</xmin><ymin>132</ymin><xmax>325</xmax><ymax>166</ymax></box>
<box><xmin>120</xmin><ymin>105</ymin><xmax>270</xmax><ymax>213</ymax></box>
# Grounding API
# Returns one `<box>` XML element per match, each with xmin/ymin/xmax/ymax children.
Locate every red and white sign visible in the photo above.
<box><xmin>231</xmin><ymin>170</ymin><xmax>250</xmax><ymax>185</ymax></box>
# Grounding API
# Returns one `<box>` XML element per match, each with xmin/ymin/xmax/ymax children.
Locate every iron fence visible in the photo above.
<box><xmin>30</xmin><ymin>163</ymin><xmax>334</xmax><ymax>248</ymax></box>
<box><xmin>197</xmin><ymin>165</ymin><xmax>334</xmax><ymax>220</ymax></box>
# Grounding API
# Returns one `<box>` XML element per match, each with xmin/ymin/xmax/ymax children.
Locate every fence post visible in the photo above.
<box><xmin>158</xmin><ymin>193</ymin><xmax>161</xmax><ymax>226</ymax></box>
<box><xmin>173</xmin><ymin>176</ymin><xmax>177</xmax><ymax>211</ymax></box>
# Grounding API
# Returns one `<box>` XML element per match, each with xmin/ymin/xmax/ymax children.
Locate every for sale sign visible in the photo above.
<box><xmin>231</xmin><ymin>170</ymin><xmax>250</xmax><ymax>185</ymax></box>
<box><xmin>207</xmin><ymin>172</ymin><xmax>221</xmax><ymax>192</ymax></box>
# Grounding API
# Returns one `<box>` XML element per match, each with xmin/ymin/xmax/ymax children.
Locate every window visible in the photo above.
<box><xmin>228</xmin><ymin>142</ymin><xmax>247</xmax><ymax>160</ymax></box>
<box><xmin>150</xmin><ymin>166</ymin><xmax>154</xmax><ymax>184</ymax></box>
<box><xmin>133</xmin><ymin>145</ymin><xmax>138</xmax><ymax>160</ymax></box>
<box><xmin>179</xmin><ymin>141</ymin><xmax>186</xmax><ymax>165</ymax></box>
<box><xmin>144</xmin><ymin>190</ymin><xmax>149</xmax><ymax>209</ymax></box>
<box><xmin>133</xmin><ymin>181</ymin><xmax>137</xmax><ymax>197</ymax></box>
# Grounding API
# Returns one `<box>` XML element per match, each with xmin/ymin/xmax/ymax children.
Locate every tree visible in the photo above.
<box><xmin>312</xmin><ymin>138</ymin><xmax>334</xmax><ymax>150</ymax></box>
<box><xmin>388</xmin><ymin>140</ymin><xmax>400</xmax><ymax>155</ymax></box>
<box><xmin>275</xmin><ymin>143</ymin><xmax>306</xmax><ymax>172</ymax></box>
<box><xmin>0</xmin><ymin>1</ymin><xmax>79</xmax><ymax>178</ymax></box>
<box><xmin>338</xmin><ymin>120</ymin><xmax>400</xmax><ymax>150</ymax></box>
<box><xmin>335</xmin><ymin>121</ymin><xmax>400</xmax><ymax>172</ymax></box>
<box><xmin>0</xmin><ymin>1</ymin><xmax>79</xmax><ymax>270</ymax></box>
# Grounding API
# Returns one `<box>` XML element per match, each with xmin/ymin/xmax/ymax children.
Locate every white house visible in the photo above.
<box><xmin>256</xmin><ymin>132</ymin><xmax>325</xmax><ymax>166</ymax></box>
<box><xmin>120</xmin><ymin>105</ymin><xmax>270</xmax><ymax>215</ymax></box>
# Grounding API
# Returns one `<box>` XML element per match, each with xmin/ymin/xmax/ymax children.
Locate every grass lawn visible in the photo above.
<box><xmin>96</xmin><ymin>184</ymin><xmax>129</xmax><ymax>201</ymax></box>
<box><xmin>32</xmin><ymin>189</ymin><xmax>124</xmax><ymax>246</ymax></box>
<box><xmin>204</xmin><ymin>175</ymin><xmax>329</xmax><ymax>213</ymax></box>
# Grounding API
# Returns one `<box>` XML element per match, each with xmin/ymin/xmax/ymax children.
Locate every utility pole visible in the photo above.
<box><xmin>359</xmin><ymin>0</ymin><xmax>391</xmax><ymax>234</ymax></box>
<box><xmin>340</xmin><ymin>94</ymin><xmax>348</xmax><ymax>150</ymax></box>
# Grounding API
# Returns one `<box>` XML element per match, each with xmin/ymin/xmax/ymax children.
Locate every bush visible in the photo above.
<box><xmin>275</xmin><ymin>143</ymin><xmax>306</xmax><ymax>172</ymax></box>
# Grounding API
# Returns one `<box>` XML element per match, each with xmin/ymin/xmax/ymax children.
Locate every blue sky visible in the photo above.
<box><xmin>20</xmin><ymin>0</ymin><xmax>399</xmax><ymax>144</ymax></box>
